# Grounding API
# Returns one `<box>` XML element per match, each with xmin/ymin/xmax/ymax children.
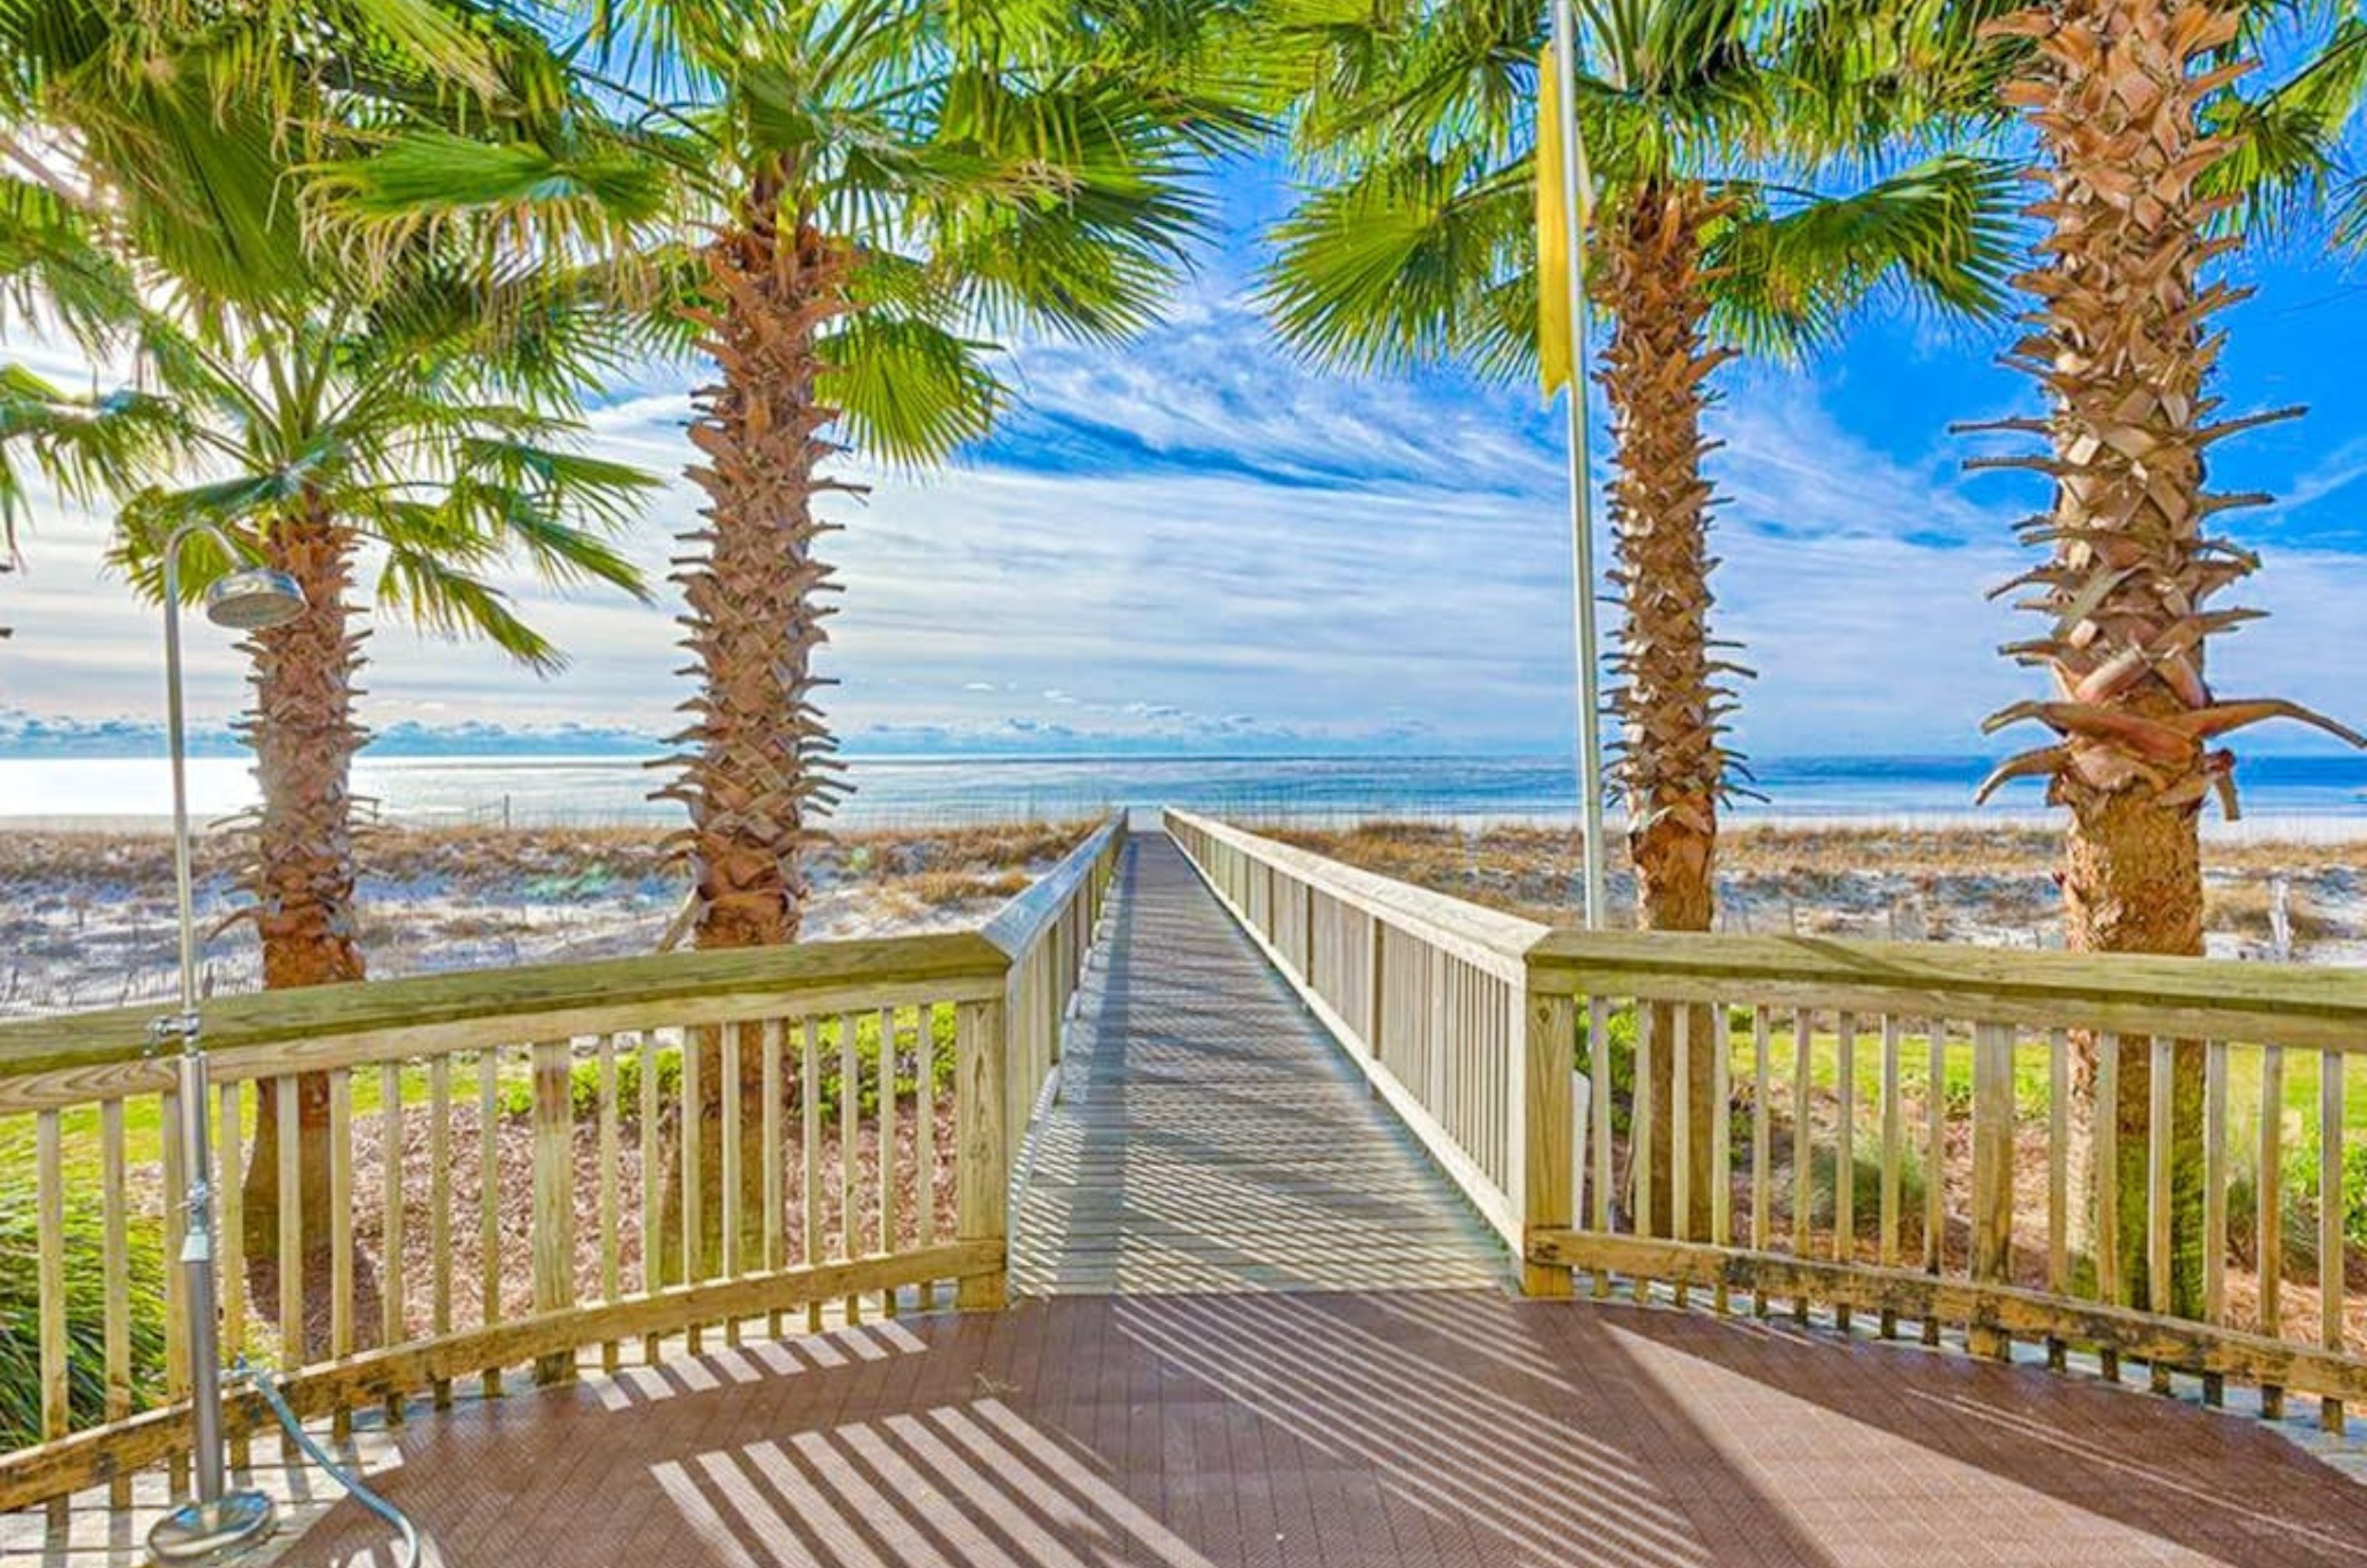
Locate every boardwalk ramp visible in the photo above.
<box><xmin>1011</xmin><ymin>832</ymin><xmax>1510</xmax><ymax>1294</ymax></box>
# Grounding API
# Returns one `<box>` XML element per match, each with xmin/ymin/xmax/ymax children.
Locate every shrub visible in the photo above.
<box><xmin>495</xmin><ymin>1006</ymin><xmax>960</xmax><ymax>1126</ymax></box>
<box><xmin>2280</xmin><ymin>1123</ymin><xmax>2367</xmax><ymax>1263</ymax></box>
<box><xmin>0</xmin><ymin>1172</ymin><xmax>169</xmax><ymax>1451</ymax></box>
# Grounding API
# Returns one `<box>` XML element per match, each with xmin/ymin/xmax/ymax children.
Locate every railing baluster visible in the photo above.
<box><xmin>840</xmin><ymin>1010</ymin><xmax>862</xmax><ymax>1324</ymax></box>
<box><xmin>1711</xmin><ymin>1003</ymin><xmax>1733</xmax><ymax>1314</ymax></box>
<box><xmin>1835</xmin><ymin>1011</ymin><xmax>1857</xmax><ymax>1331</ymax></box>
<box><xmin>1671</xmin><ymin>1002</ymin><xmax>1691</xmax><ymax>1255</ymax></box>
<box><xmin>680</xmin><ymin>1024</ymin><xmax>703</xmax><ymax>1353</ymax></box>
<box><xmin>879</xmin><ymin>1006</ymin><xmax>899</xmax><ymax>1317</ymax></box>
<box><xmin>2147</xmin><ymin>1034</ymin><xmax>2175</xmax><ymax>1392</ymax></box>
<box><xmin>1750</xmin><ymin>1005</ymin><xmax>1771</xmax><ymax>1314</ymax></box>
<box><xmin>1921</xmin><ymin>1025</ymin><xmax>1945</xmax><ymax>1345</ymax></box>
<box><xmin>2096</xmin><ymin>1035</ymin><xmax>2121</xmax><ymax>1320</ymax></box>
<box><xmin>531</xmin><ymin>1039</ymin><xmax>575</xmax><ymax>1385</ymax></box>
<box><xmin>1791</xmin><ymin>1007</ymin><xmax>1812</xmax><ymax>1322</ymax></box>
<box><xmin>2260</xmin><ymin>1043</ymin><xmax>2286</xmax><ymax>1417</ymax></box>
<box><xmin>101</xmin><ymin>1098</ymin><xmax>132</xmax><ymax>1503</ymax></box>
<box><xmin>762</xmin><ymin>1019</ymin><xmax>784</xmax><ymax>1336</ymax></box>
<box><xmin>1588</xmin><ymin>994</ymin><xmax>1613</xmax><ymax>1301</ymax></box>
<box><xmin>215</xmin><ymin>1081</ymin><xmax>249</xmax><ymax>1455</ymax></box>
<box><xmin>430</xmin><ymin>1056</ymin><xmax>453</xmax><ymax>1406</ymax></box>
<box><xmin>2201</xmin><ymin>1038</ymin><xmax>2227</xmax><ymax>1404</ymax></box>
<box><xmin>330</xmin><ymin>1067</ymin><xmax>354</xmax><ymax>1434</ymax></box>
<box><xmin>36</xmin><ymin>1109</ymin><xmax>66</xmax><ymax>1449</ymax></box>
<box><xmin>277</xmin><ymin>1071</ymin><xmax>305</xmax><ymax>1456</ymax></box>
<box><xmin>161</xmin><ymin>1085</ymin><xmax>187</xmax><ymax>1499</ymax></box>
<box><xmin>378</xmin><ymin>1061</ymin><xmax>405</xmax><ymax>1416</ymax></box>
<box><xmin>1633</xmin><ymin>1000</ymin><xmax>1655</xmax><ymax>1283</ymax></box>
<box><xmin>638</xmin><ymin>1032</ymin><xmax>661</xmax><ymax>1364</ymax></box>
<box><xmin>1879</xmin><ymin>1016</ymin><xmax>1902</xmax><ymax>1337</ymax></box>
<box><xmin>919</xmin><ymin>1004</ymin><xmax>939</xmax><ymax>1260</ymax></box>
<box><xmin>803</xmin><ymin>1016</ymin><xmax>823</xmax><ymax>1330</ymax></box>
<box><xmin>277</xmin><ymin>1069</ymin><xmax>305</xmax><ymax>1376</ymax></box>
<box><xmin>598</xmin><ymin>1033</ymin><xmax>621</xmax><ymax>1371</ymax></box>
<box><xmin>2046</xmin><ymin>1026</ymin><xmax>2068</xmax><ymax>1368</ymax></box>
<box><xmin>721</xmin><ymin>1021</ymin><xmax>743</xmax><ymax>1347</ymax></box>
<box><xmin>2320</xmin><ymin>1047</ymin><xmax>2346</xmax><ymax>1433</ymax></box>
<box><xmin>479</xmin><ymin>1050</ymin><xmax>502</xmax><ymax>1393</ymax></box>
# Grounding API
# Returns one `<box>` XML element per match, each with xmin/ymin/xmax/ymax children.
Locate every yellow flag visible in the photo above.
<box><xmin>1536</xmin><ymin>42</ymin><xmax>1573</xmax><ymax>398</ymax></box>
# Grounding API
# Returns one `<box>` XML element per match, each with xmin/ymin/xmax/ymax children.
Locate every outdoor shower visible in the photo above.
<box><xmin>143</xmin><ymin>524</ymin><xmax>419</xmax><ymax>1568</ymax></box>
<box><xmin>143</xmin><ymin>523</ymin><xmax>298</xmax><ymax>1566</ymax></box>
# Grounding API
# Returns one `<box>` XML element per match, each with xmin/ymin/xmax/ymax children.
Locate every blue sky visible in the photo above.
<box><xmin>8</xmin><ymin>153</ymin><xmax>2367</xmax><ymax>760</ymax></box>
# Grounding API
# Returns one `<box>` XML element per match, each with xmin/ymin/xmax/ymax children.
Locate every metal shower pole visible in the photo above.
<box><xmin>1549</xmin><ymin>0</ymin><xmax>1609</xmax><ymax>930</ymax></box>
<box><xmin>146</xmin><ymin>522</ymin><xmax>291</xmax><ymax>1567</ymax></box>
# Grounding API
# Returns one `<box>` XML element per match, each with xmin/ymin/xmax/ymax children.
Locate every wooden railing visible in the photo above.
<box><xmin>1167</xmin><ymin>811</ymin><xmax>2367</xmax><ymax>1427</ymax></box>
<box><xmin>0</xmin><ymin>817</ymin><xmax>1120</xmax><ymax>1511</ymax></box>
<box><xmin>1164</xmin><ymin>811</ymin><xmax>1566</xmax><ymax>1293</ymax></box>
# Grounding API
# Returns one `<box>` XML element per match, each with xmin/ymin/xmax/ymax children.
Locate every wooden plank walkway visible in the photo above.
<box><xmin>1011</xmin><ymin>833</ymin><xmax>1509</xmax><ymax>1295</ymax></box>
<box><xmin>274</xmin><ymin>1294</ymin><xmax>2367</xmax><ymax>1568</ymax></box>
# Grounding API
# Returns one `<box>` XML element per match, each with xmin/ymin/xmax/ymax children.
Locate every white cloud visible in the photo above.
<box><xmin>7</xmin><ymin>286</ymin><xmax>2365</xmax><ymax>762</ymax></box>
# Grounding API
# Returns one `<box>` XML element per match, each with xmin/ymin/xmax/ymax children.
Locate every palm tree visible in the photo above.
<box><xmin>337</xmin><ymin>0</ymin><xmax>1257</xmax><ymax>1271</ymax></box>
<box><xmin>1260</xmin><ymin>0</ymin><xmax>2014</xmax><ymax>1237</ymax></box>
<box><xmin>374</xmin><ymin>0</ymin><xmax>1252</xmax><ymax>950</ymax></box>
<box><xmin>1868</xmin><ymin>0</ymin><xmax>2367</xmax><ymax>1315</ymax></box>
<box><xmin>0</xmin><ymin>0</ymin><xmax>660</xmax><ymax>1288</ymax></box>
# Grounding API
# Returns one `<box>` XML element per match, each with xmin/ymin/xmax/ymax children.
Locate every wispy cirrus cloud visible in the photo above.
<box><xmin>7</xmin><ymin>215</ymin><xmax>2367</xmax><ymax>760</ymax></box>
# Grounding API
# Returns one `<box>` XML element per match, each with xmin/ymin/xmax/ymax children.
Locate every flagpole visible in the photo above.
<box><xmin>1549</xmin><ymin>0</ymin><xmax>1608</xmax><ymax>931</ymax></box>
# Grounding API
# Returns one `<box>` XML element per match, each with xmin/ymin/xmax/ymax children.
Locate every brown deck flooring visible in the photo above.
<box><xmin>1011</xmin><ymin>834</ymin><xmax>1509</xmax><ymax>1294</ymax></box>
<box><xmin>280</xmin><ymin>1292</ymin><xmax>2367</xmax><ymax>1567</ymax></box>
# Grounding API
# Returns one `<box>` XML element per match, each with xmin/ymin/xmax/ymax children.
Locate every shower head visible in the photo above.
<box><xmin>202</xmin><ymin>567</ymin><xmax>306</xmax><ymax>631</ymax></box>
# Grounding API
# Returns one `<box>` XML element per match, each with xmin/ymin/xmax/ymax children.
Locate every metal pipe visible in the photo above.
<box><xmin>1549</xmin><ymin>0</ymin><xmax>1610</xmax><ymax>931</ymax></box>
<box><xmin>148</xmin><ymin>521</ymin><xmax>279</xmax><ymax>1567</ymax></box>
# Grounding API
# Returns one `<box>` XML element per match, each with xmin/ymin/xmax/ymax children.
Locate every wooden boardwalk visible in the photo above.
<box><xmin>22</xmin><ymin>826</ymin><xmax>2367</xmax><ymax>1568</ymax></box>
<box><xmin>1011</xmin><ymin>834</ymin><xmax>1508</xmax><ymax>1295</ymax></box>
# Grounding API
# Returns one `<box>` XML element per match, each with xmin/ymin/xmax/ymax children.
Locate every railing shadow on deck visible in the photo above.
<box><xmin>1163</xmin><ymin>808</ymin><xmax>2367</xmax><ymax>1442</ymax></box>
<box><xmin>0</xmin><ymin>819</ymin><xmax>1125</xmax><ymax>1514</ymax></box>
<box><xmin>289</xmin><ymin>1290</ymin><xmax>2367</xmax><ymax>1568</ymax></box>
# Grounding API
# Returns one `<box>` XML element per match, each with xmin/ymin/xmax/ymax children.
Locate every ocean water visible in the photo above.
<box><xmin>4</xmin><ymin>751</ymin><xmax>2366</xmax><ymax>832</ymax></box>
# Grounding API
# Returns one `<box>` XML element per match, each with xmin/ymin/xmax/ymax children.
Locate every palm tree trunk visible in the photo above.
<box><xmin>1986</xmin><ymin>0</ymin><xmax>2257</xmax><ymax>1319</ymax></box>
<box><xmin>657</xmin><ymin>166</ymin><xmax>856</xmax><ymax>1278</ymax></box>
<box><xmin>2064</xmin><ymin>785</ymin><xmax>2206</xmax><ymax>1313</ymax></box>
<box><xmin>1598</xmin><ymin>180</ymin><xmax>1731</xmax><ymax>1242</ymax></box>
<box><xmin>663</xmin><ymin>168</ymin><xmax>852</xmax><ymax>951</ymax></box>
<box><xmin>236</xmin><ymin>500</ymin><xmax>366</xmax><ymax>1347</ymax></box>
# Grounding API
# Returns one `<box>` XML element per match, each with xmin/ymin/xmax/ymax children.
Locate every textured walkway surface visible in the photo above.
<box><xmin>278</xmin><ymin>1293</ymin><xmax>2367</xmax><ymax>1568</ymax></box>
<box><xmin>1010</xmin><ymin>834</ymin><xmax>1509</xmax><ymax>1294</ymax></box>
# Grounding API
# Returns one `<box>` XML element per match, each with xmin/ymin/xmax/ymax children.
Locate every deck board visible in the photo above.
<box><xmin>1011</xmin><ymin>834</ymin><xmax>1509</xmax><ymax>1296</ymax></box>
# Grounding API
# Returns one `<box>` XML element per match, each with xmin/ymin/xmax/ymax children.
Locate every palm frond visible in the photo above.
<box><xmin>1706</xmin><ymin>153</ymin><xmax>2019</xmax><ymax>356</ymax></box>
<box><xmin>817</xmin><ymin>311</ymin><xmax>1006</xmax><ymax>467</ymax></box>
<box><xmin>375</xmin><ymin>546</ymin><xmax>565</xmax><ymax>673</ymax></box>
<box><xmin>1260</xmin><ymin>151</ymin><xmax>1531</xmax><ymax>379</ymax></box>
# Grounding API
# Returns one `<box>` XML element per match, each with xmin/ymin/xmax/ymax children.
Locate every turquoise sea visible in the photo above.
<box><xmin>5</xmin><ymin>752</ymin><xmax>2367</xmax><ymax>831</ymax></box>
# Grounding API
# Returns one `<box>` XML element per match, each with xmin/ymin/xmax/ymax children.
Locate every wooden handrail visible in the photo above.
<box><xmin>0</xmin><ymin>825</ymin><xmax>1135</xmax><ymax>1513</ymax></box>
<box><xmin>1163</xmin><ymin>810</ymin><xmax>1545</xmax><ymax>983</ymax></box>
<box><xmin>0</xmin><ymin>931</ymin><xmax>1010</xmax><ymax>1113</ymax></box>
<box><xmin>1166</xmin><ymin>810</ymin><xmax>2367</xmax><ymax>1050</ymax></box>
<box><xmin>979</xmin><ymin>816</ymin><xmax>1123</xmax><ymax>959</ymax></box>
<box><xmin>1167</xmin><ymin>808</ymin><xmax>2367</xmax><ymax>1426</ymax></box>
<box><xmin>1530</xmin><ymin>927</ymin><xmax>2367</xmax><ymax>1052</ymax></box>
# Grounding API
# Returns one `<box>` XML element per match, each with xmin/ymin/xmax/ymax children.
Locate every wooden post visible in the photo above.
<box><xmin>36</xmin><ymin>1111</ymin><xmax>66</xmax><ymax>1444</ymax></box>
<box><xmin>532</xmin><ymin>1040</ymin><xmax>576</xmax><ymax>1384</ymax></box>
<box><xmin>1968</xmin><ymin>1021</ymin><xmax>2015</xmax><ymax>1359</ymax></box>
<box><xmin>955</xmin><ymin>996</ymin><xmax>1009</xmax><ymax>1311</ymax></box>
<box><xmin>1516</xmin><ymin>984</ymin><xmax>1576</xmax><ymax>1297</ymax></box>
